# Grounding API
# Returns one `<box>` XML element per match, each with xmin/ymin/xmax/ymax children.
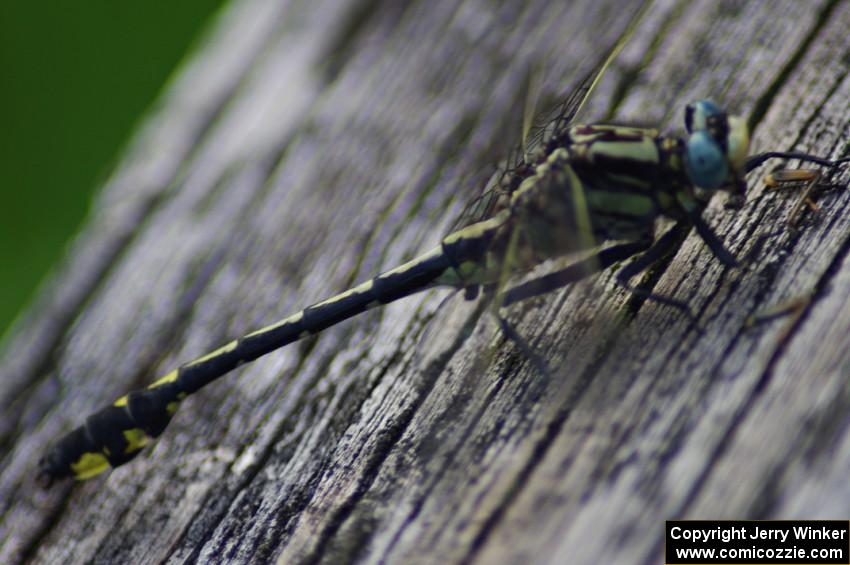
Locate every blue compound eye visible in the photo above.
<box><xmin>686</xmin><ymin>130</ymin><xmax>729</xmax><ymax>189</ymax></box>
<box><xmin>685</xmin><ymin>99</ymin><xmax>722</xmax><ymax>133</ymax></box>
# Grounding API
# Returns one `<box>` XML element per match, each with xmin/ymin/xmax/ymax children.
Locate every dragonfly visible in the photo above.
<box><xmin>37</xmin><ymin>72</ymin><xmax>848</xmax><ymax>487</ymax></box>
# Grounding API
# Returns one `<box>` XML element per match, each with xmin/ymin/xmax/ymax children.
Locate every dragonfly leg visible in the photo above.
<box><xmin>686</xmin><ymin>210</ymin><xmax>739</xmax><ymax>267</ymax></box>
<box><xmin>745</xmin><ymin>153</ymin><xmax>850</xmax><ymax>225</ymax></box>
<box><xmin>744</xmin><ymin>151</ymin><xmax>840</xmax><ymax>174</ymax></box>
<box><xmin>765</xmin><ymin>169</ymin><xmax>822</xmax><ymax>226</ymax></box>
<box><xmin>614</xmin><ymin>224</ymin><xmax>695</xmax><ymax>317</ymax></box>
<box><xmin>764</xmin><ymin>169</ymin><xmax>821</xmax><ymax>189</ymax></box>
<box><xmin>499</xmin><ymin>238</ymin><xmax>652</xmax><ymax>307</ymax></box>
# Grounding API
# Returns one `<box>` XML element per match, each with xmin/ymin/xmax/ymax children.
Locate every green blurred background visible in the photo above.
<box><xmin>0</xmin><ymin>1</ymin><xmax>230</xmax><ymax>339</ymax></box>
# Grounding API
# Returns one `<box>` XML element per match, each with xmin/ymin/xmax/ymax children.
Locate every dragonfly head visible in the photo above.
<box><xmin>683</xmin><ymin>100</ymin><xmax>749</xmax><ymax>193</ymax></box>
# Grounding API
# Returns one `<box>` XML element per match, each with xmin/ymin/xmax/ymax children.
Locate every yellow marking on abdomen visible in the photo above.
<box><xmin>123</xmin><ymin>428</ymin><xmax>149</xmax><ymax>453</ymax></box>
<box><xmin>185</xmin><ymin>341</ymin><xmax>238</xmax><ymax>368</ymax></box>
<box><xmin>311</xmin><ymin>279</ymin><xmax>374</xmax><ymax>309</ymax></box>
<box><xmin>166</xmin><ymin>400</ymin><xmax>181</xmax><ymax>415</ymax></box>
<box><xmin>149</xmin><ymin>369</ymin><xmax>180</xmax><ymax>389</ymax></box>
<box><xmin>71</xmin><ymin>452</ymin><xmax>111</xmax><ymax>480</ymax></box>
<box><xmin>379</xmin><ymin>244</ymin><xmax>444</xmax><ymax>278</ymax></box>
<box><xmin>442</xmin><ymin>213</ymin><xmax>506</xmax><ymax>246</ymax></box>
<box><xmin>244</xmin><ymin>312</ymin><xmax>304</xmax><ymax>339</ymax></box>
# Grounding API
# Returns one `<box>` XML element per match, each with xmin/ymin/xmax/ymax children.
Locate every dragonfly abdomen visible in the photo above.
<box><xmin>37</xmin><ymin>230</ymin><xmax>501</xmax><ymax>484</ymax></box>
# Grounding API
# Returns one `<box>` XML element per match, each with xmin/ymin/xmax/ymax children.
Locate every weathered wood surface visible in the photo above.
<box><xmin>2</xmin><ymin>0</ymin><xmax>849</xmax><ymax>563</ymax></box>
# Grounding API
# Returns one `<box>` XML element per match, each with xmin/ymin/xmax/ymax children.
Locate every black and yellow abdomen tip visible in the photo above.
<box><xmin>37</xmin><ymin>382</ymin><xmax>182</xmax><ymax>487</ymax></box>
